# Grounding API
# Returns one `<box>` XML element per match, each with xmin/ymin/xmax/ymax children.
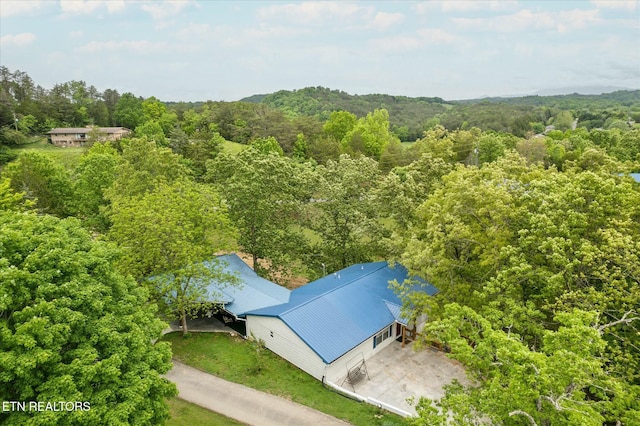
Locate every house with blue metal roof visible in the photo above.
<box><xmin>245</xmin><ymin>261</ymin><xmax>438</xmax><ymax>382</ymax></box>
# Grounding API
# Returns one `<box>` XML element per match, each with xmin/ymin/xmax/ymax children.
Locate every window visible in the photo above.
<box><xmin>373</xmin><ymin>325</ymin><xmax>393</xmax><ymax>348</ymax></box>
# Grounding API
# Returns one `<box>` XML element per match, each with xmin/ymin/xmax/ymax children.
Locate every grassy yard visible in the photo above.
<box><xmin>222</xmin><ymin>140</ymin><xmax>247</xmax><ymax>154</ymax></box>
<box><xmin>7</xmin><ymin>138</ymin><xmax>86</xmax><ymax>170</ymax></box>
<box><xmin>166</xmin><ymin>397</ymin><xmax>247</xmax><ymax>426</ymax></box>
<box><xmin>162</xmin><ymin>332</ymin><xmax>407</xmax><ymax>426</ymax></box>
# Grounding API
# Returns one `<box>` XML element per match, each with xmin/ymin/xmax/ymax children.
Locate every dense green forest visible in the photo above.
<box><xmin>1</xmin><ymin>67</ymin><xmax>640</xmax><ymax>425</ymax></box>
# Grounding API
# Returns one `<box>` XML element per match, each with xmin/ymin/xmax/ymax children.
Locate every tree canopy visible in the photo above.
<box><xmin>108</xmin><ymin>179</ymin><xmax>238</xmax><ymax>334</ymax></box>
<box><xmin>398</xmin><ymin>153</ymin><xmax>640</xmax><ymax>424</ymax></box>
<box><xmin>0</xmin><ymin>210</ymin><xmax>176</xmax><ymax>424</ymax></box>
<box><xmin>206</xmin><ymin>147</ymin><xmax>311</xmax><ymax>281</ymax></box>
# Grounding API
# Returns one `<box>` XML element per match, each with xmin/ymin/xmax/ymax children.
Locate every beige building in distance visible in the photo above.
<box><xmin>47</xmin><ymin>126</ymin><xmax>131</xmax><ymax>147</ymax></box>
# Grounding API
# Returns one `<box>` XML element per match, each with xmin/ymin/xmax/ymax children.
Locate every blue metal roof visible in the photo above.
<box><xmin>247</xmin><ymin>261</ymin><xmax>438</xmax><ymax>364</ymax></box>
<box><xmin>205</xmin><ymin>254</ymin><xmax>290</xmax><ymax>317</ymax></box>
<box><xmin>384</xmin><ymin>301</ymin><xmax>406</xmax><ymax>323</ymax></box>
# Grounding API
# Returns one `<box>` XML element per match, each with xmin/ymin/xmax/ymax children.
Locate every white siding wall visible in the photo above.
<box><xmin>246</xmin><ymin>315</ymin><xmax>326</xmax><ymax>380</ymax></box>
<box><xmin>325</xmin><ymin>323</ymin><xmax>397</xmax><ymax>382</ymax></box>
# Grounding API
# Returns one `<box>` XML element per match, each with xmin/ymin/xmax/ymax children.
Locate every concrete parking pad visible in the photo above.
<box><xmin>166</xmin><ymin>316</ymin><xmax>233</xmax><ymax>333</ymax></box>
<box><xmin>346</xmin><ymin>341</ymin><xmax>470</xmax><ymax>416</ymax></box>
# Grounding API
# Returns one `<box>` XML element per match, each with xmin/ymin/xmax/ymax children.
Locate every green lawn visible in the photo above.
<box><xmin>166</xmin><ymin>397</ymin><xmax>246</xmax><ymax>426</ymax></box>
<box><xmin>8</xmin><ymin>138</ymin><xmax>86</xmax><ymax>170</ymax></box>
<box><xmin>221</xmin><ymin>140</ymin><xmax>247</xmax><ymax>154</ymax></box>
<box><xmin>291</xmin><ymin>224</ymin><xmax>323</xmax><ymax>245</ymax></box>
<box><xmin>162</xmin><ymin>332</ymin><xmax>407</xmax><ymax>426</ymax></box>
<box><xmin>9</xmin><ymin>138</ymin><xmax>246</xmax><ymax>168</ymax></box>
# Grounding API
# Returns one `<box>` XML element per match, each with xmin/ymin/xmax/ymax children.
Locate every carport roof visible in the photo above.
<box><xmin>247</xmin><ymin>261</ymin><xmax>438</xmax><ymax>364</ymax></box>
<box><xmin>205</xmin><ymin>254</ymin><xmax>290</xmax><ymax>317</ymax></box>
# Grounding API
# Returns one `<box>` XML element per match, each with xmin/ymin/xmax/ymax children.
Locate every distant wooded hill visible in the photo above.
<box><xmin>237</xmin><ymin>87</ymin><xmax>640</xmax><ymax>140</ymax></box>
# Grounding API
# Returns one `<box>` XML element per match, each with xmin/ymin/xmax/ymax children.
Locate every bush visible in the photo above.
<box><xmin>0</xmin><ymin>127</ymin><xmax>28</xmax><ymax>145</ymax></box>
<box><xmin>0</xmin><ymin>145</ymin><xmax>17</xmax><ymax>165</ymax></box>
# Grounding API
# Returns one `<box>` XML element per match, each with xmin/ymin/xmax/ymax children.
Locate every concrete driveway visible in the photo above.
<box><xmin>167</xmin><ymin>361</ymin><xmax>349</xmax><ymax>426</ymax></box>
<box><xmin>346</xmin><ymin>341</ymin><xmax>470</xmax><ymax>416</ymax></box>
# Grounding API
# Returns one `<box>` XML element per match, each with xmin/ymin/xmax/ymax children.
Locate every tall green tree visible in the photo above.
<box><xmin>410</xmin><ymin>125</ymin><xmax>456</xmax><ymax>163</ymax></box>
<box><xmin>343</xmin><ymin>109</ymin><xmax>399</xmax><ymax>159</ymax></box>
<box><xmin>250</xmin><ymin>136</ymin><xmax>284</xmax><ymax>156</ymax></box>
<box><xmin>102</xmin><ymin>88</ymin><xmax>120</xmax><ymax>126</ymax></box>
<box><xmin>552</xmin><ymin>110</ymin><xmax>575</xmax><ymax>132</ymax></box>
<box><xmin>73</xmin><ymin>142</ymin><xmax>120</xmax><ymax>231</ymax></box>
<box><xmin>308</xmin><ymin>154</ymin><xmax>382</xmax><ymax>271</ymax></box>
<box><xmin>398</xmin><ymin>154</ymin><xmax>640</xmax><ymax>423</ymax></box>
<box><xmin>373</xmin><ymin>152</ymin><xmax>453</xmax><ymax>257</ymax></box>
<box><xmin>107</xmin><ymin>137</ymin><xmax>191</xmax><ymax>200</ymax></box>
<box><xmin>108</xmin><ymin>179</ymin><xmax>237</xmax><ymax>335</ymax></box>
<box><xmin>2</xmin><ymin>151</ymin><xmax>75</xmax><ymax>217</ymax></box>
<box><xmin>206</xmin><ymin>147</ymin><xmax>311</xmax><ymax>281</ymax></box>
<box><xmin>0</xmin><ymin>177</ymin><xmax>32</xmax><ymax>211</ymax></box>
<box><xmin>411</xmin><ymin>305</ymin><xmax>640</xmax><ymax>426</ymax></box>
<box><xmin>179</xmin><ymin>131</ymin><xmax>225</xmax><ymax>179</ymax></box>
<box><xmin>135</xmin><ymin>121</ymin><xmax>167</xmax><ymax>146</ymax></box>
<box><xmin>113</xmin><ymin>92</ymin><xmax>144</xmax><ymax>129</ymax></box>
<box><xmin>0</xmin><ymin>210</ymin><xmax>176</xmax><ymax>424</ymax></box>
<box><xmin>476</xmin><ymin>133</ymin><xmax>507</xmax><ymax>165</ymax></box>
<box><xmin>401</xmin><ymin>154</ymin><xmax>640</xmax><ymax>338</ymax></box>
<box><xmin>141</xmin><ymin>96</ymin><xmax>177</xmax><ymax>137</ymax></box>
<box><xmin>401</xmin><ymin>154</ymin><xmax>531</xmax><ymax>312</ymax></box>
<box><xmin>323</xmin><ymin>110</ymin><xmax>356</xmax><ymax>142</ymax></box>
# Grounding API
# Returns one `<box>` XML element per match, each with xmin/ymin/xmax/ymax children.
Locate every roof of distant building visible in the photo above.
<box><xmin>47</xmin><ymin>127</ymin><xmax>130</xmax><ymax>134</ymax></box>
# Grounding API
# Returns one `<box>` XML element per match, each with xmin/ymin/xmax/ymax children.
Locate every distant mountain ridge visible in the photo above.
<box><xmin>239</xmin><ymin>86</ymin><xmax>637</xmax><ymax>104</ymax></box>
<box><xmin>236</xmin><ymin>86</ymin><xmax>640</xmax><ymax>140</ymax></box>
<box><xmin>532</xmin><ymin>86</ymin><xmax>634</xmax><ymax>96</ymax></box>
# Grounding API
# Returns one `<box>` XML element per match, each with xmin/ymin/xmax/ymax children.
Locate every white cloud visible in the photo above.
<box><xmin>374</xmin><ymin>35</ymin><xmax>423</xmax><ymax>52</ymax></box>
<box><xmin>106</xmin><ymin>1</ymin><xmax>126</xmax><ymax>13</ymax></box>
<box><xmin>76</xmin><ymin>40</ymin><xmax>185</xmax><ymax>55</ymax></box>
<box><xmin>69</xmin><ymin>30</ymin><xmax>84</xmax><ymax>38</ymax></box>
<box><xmin>60</xmin><ymin>0</ymin><xmax>102</xmax><ymax>15</ymax></box>
<box><xmin>416</xmin><ymin>28</ymin><xmax>457</xmax><ymax>44</ymax></box>
<box><xmin>370</xmin><ymin>12</ymin><xmax>404</xmax><ymax>30</ymax></box>
<box><xmin>258</xmin><ymin>2</ymin><xmax>369</xmax><ymax>26</ymax></box>
<box><xmin>170</xmin><ymin>22</ymin><xmax>308</xmax><ymax>49</ymax></box>
<box><xmin>413</xmin><ymin>0</ymin><xmax>518</xmax><ymax>14</ymax></box>
<box><xmin>140</xmin><ymin>0</ymin><xmax>195</xmax><ymax>21</ymax></box>
<box><xmin>172</xmin><ymin>23</ymin><xmax>212</xmax><ymax>40</ymax></box>
<box><xmin>372</xmin><ymin>28</ymin><xmax>458</xmax><ymax>52</ymax></box>
<box><xmin>0</xmin><ymin>33</ymin><xmax>37</xmax><ymax>48</ymax></box>
<box><xmin>59</xmin><ymin>0</ymin><xmax>126</xmax><ymax>16</ymax></box>
<box><xmin>0</xmin><ymin>0</ymin><xmax>45</xmax><ymax>17</ymax></box>
<box><xmin>590</xmin><ymin>0</ymin><xmax>637</xmax><ymax>10</ymax></box>
<box><xmin>257</xmin><ymin>2</ymin><xmax>404</xmax><ymax>33</ymax></box>
<box><xmin>513</xmin><ymin>43</ymin><xmax>534</xmax><ymax>57</ymax></box>
<box><xmin>453</xmin><ymin>9</ymin><xmax>600</xmax><ymax>33</ymax></box>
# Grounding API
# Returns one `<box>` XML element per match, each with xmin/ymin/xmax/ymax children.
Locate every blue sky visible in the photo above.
<box><xmin>1</xmin><ymin>1</ymin><xmax>638</xmax><ymax>102</ymax></box>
